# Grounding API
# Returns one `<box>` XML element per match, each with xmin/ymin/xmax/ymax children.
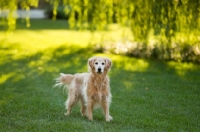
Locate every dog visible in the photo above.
<box><xmin>55</xmin><ymin>56</ymin><xmax>113</xmax><ymax>121</ymax></box>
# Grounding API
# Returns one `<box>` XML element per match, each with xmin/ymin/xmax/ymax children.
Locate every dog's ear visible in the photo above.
<box><xmin>105</xmin><ymin>58</ymin><xmax>112</xmax><ymax>70</ymax></box>
<box><xmin>88</xmin><ymin>57</ymin><xmax>96</xmax><ymax>71</ymax></box>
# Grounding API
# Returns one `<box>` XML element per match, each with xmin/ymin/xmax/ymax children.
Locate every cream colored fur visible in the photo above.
<box><xmin>55</xmin><ymin>56</ymin><xmax>113</xmax><ymax>121</ymax></box>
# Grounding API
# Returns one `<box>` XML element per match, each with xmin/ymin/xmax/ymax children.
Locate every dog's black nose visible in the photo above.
<box><xmin>98</xmin><ymin>68</ymin><xmax>101</xmax><ymax>72</ymax></box>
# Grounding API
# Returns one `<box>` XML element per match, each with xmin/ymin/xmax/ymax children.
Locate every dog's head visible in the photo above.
<box><xmin>88</xmin><ymin>57</ymin><xmax>112</xmax><ymax>74</ymax></box>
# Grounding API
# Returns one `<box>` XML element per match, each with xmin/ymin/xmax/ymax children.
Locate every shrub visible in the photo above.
<box><xmin>94</xmin><ymin>40</ymin><xmax>200</xmax><ymax>63</ymax></box>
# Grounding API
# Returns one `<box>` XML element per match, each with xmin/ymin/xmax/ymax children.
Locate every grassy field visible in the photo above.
<box><xmin>0</xmin><ymin>19</ymin><xmax>200</xmax><ymax>132</ymax></box>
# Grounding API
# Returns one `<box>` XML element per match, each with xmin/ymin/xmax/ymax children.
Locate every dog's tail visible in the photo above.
<box><xmin>54</xmin><ymin>73</ymin><xmax>75</xmax><ymax>88</ymax></box>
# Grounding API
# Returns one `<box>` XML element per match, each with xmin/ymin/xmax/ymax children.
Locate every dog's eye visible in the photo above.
<box><xmin>95</xmin><ymin>62</ymin><xmax>98</xmax><ymax>65</ymax></box>
<box><xmin>102</xmin><ymin>63</ymin><xmax>105</xmax><ymax>65</ymax></box>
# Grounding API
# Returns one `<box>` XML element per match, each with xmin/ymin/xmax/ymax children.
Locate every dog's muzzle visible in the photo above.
<box><xmin>97</xmin><ymin>68</ymin><xmax>102</xmax><ymax>73</ymax></box>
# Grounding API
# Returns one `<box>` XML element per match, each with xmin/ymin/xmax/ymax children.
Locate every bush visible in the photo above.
<box><xmin>94</xmin><ymin>40</ymin><xmax>200</xmax><ymax>63</ymax></box>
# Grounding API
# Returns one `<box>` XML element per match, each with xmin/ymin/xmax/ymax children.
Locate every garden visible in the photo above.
<box><xmin>0</xmin><ymin>0</ymin><xmax>200</xmax><ymax>131</ymax></box>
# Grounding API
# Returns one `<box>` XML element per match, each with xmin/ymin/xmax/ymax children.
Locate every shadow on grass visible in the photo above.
<box><xmin>0</xmin><ymin>45</ymin><xmax>93</xmax><ymax>88</ymax></box>
<box><xmin>0</xmin><ymin>44</ymin><xmax>95</xmax><ymax>130</ymax></box>
<box><xmin>0</xmin><ymin>44</ymin><xmax>200</xmax><ymax>131</ymax></box>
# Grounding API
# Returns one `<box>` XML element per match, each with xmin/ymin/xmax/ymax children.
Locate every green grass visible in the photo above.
<box><xmin>0</xmin><ymin>19</ymin><xmax>200</xmax><ymax>132</ymax></box>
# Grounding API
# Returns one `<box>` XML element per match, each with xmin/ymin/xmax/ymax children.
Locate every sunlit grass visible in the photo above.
<box><xmin>166</xmin><ymin>61</ymin><xmax>199</xmax><ymax>77</ymax></box>
<box><xmin>1</xmin><ymin>30</ymin><xmax>90</xmax><ymax>53</ymax></box>
<box><xmin>0</xmin><ymin>73</ymin><xmax>14</xmax><ymax>84</ymax></box>
<box><xmin>0</xmin><ymin>20</ymin><xmax>132</xmax><ymax>59</ymax></box>
<box><xmin>0</xmin><ymin>19</ymin><xmax>200</xmax><ymax>131</ymax></box>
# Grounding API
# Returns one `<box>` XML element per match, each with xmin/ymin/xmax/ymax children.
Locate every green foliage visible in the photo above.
<box><xmin>1</xmin><ymin>0</ymin><xmax>199</xmax><ymax>34</ymax></box>
<box><xmin>45</xmin><ymin>5</ymin><xmax>70</xmax><ymax>19</ymax></box>
<box><xmin>0</xmin><ymin>0</ymin><xmax>39</xmax><ymax>30</ymax></box>
<box><xmin>0</xmin><ymin>0</ymin><xmax>199</xmax><ymax>62</ymax></box>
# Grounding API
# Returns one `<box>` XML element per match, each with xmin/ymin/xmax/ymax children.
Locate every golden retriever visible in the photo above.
<box><xmin>55</xmin><ymin>56</ymin><xmax>113</xmax><ymax>121</ymax></box>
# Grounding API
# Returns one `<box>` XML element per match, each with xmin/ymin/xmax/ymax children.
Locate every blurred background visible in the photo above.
<box><xmin>0</xmin><ymin>0</ymin><xmax>199</xmax><ymax>63</ymax></box>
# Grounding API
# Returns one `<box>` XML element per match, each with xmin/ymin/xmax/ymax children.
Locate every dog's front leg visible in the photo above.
<box><xmin>102</xmin><ymin>102</ymin><xmax>109</xmax><ymax>121</ymax></box>
<box><xmin>102</xmin><ymin>99</ymin><xmax>113</xmax><ymax>122</ymax></box>
<box><xmin>87</xmin><ymin>100</ymin><xmax>94</xmax><ymax>121</ymax></box>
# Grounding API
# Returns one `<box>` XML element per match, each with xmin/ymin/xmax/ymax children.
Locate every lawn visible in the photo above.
<box><xmin>0</xmin><ymin>19</ymin><xmax>200</xmax><ymax>132</ymax></box>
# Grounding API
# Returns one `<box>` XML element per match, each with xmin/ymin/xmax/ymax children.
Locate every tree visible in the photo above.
<box><xmin>1</xmin><ymin>0</ymin><xmax>199</xmax><ymax>62</ymax></box>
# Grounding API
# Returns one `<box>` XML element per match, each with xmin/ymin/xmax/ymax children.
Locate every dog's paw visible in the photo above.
<box><xmin>109</xmin><ymin>115</ymin><xmax>113</xmax><ymax>120</ymax></box>
<box><xmin>81</xmin><ymin>113</ymin><xmax>87</xmax><ymax>117</ymax></box>
<box><xmin>106</xmin><ymin>115</ymin><xmax>113</xmax><ymax>122</ymax></box>
<box><xmin>64</xmin><ymin>112</ymin><xmax>70</xmax><ymax>116</ymax></box>
<box><xmin>87</xmin><ymin>115</ymin><xmax>93</xmax><ymax>121</ymax></box>
<box><xmin>88</xmin><ymin>118</ymin><xmax>93</xmax><ymax>121</ymax></box>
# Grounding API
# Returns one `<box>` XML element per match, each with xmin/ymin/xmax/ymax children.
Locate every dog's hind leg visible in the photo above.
<box><xmin>64</xmin><ymin>94</ymin><xmax>78</xmax><ymax>116</ymax></box>
<box><xmin>80</xmin><ymin>97</ymin><xmax>87</xmax><ymax>116</ymax></box>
